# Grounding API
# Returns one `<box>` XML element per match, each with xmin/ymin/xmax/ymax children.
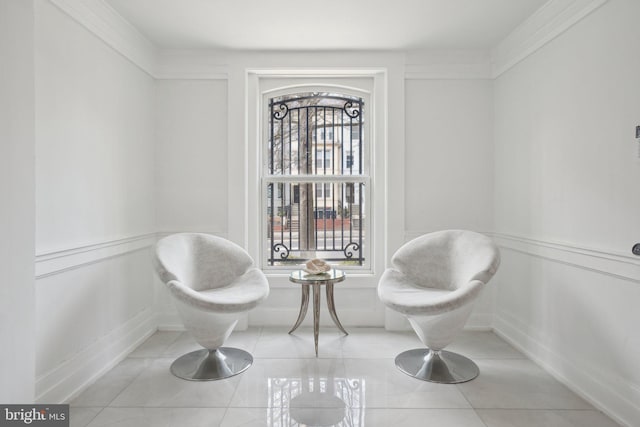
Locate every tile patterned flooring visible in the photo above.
<box><xmin>69</xmin><ymin>328</ymin><xmax>620</xmax><ymax>427</ymax></box>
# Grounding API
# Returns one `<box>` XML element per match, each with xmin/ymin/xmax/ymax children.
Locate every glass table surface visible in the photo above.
<box><xmin>289</xmin><ymin>269</ymin><xmax>346</xmax><ymax>284</ymax></box>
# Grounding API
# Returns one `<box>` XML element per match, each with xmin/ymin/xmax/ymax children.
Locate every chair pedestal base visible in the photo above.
<box><xmin>395</xmin><ymin>348</ymin><xmax>479</xmax><ymax>384</ymax></box>
<box><xmin>170</xmin><ymin>347</ymin><xmax>253</xmax><ymax>381</ymax></box>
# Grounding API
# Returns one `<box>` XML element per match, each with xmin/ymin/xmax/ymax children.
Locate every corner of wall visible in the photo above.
<box><xmin>491</xmin><ymin>0</ymin><xmax>610</xmax><ymax>78</ymax></box>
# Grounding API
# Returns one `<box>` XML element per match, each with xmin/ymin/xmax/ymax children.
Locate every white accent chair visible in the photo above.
<box><xmin>378</xmin><ymin>230</ymin><xmax>500</xmax><ymax>383</ymax></box>
<box><xmin>153</xmin><ymin>233</ymin><xmax>269</xmax><ymax>381</ymax></box>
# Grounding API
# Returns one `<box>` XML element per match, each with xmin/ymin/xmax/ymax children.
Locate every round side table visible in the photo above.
<box><xmin>289</xmin><ymin>269</ymin><xmax>348</xmax><ymax>356</ymax></box>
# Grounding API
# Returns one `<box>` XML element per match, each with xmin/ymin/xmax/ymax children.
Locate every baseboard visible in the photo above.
<box><xmin>155</xmin><ymin>310</ymin><xmax>249</xmax><ymax>331</ymax></box>
<box><xmin>464</xmin><ymin>313</ymin><xmax>493</xmax><ymax>331</ymax></box>
<box><xmin>494</xmin><ymin>312</ymin><xmax>638</xmax><ymax>427</ymax></box>
<box><xmin>154</xmin><ymin>309</ymin><xmax>184</xmax><ymax>332</ymax></box>
<box><xmin>36</xmin><ymin>308</ymin><xmax>156</xmax><ymax>404</ymax></box>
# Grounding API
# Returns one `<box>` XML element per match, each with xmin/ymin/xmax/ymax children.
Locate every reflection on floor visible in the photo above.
<box><xmin>69</xmin><ymin>327</ymin><xmax>620</xmax><ymax>427</ymax></box>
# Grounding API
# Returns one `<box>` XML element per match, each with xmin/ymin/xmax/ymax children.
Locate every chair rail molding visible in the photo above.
<box><xmin>35</xmin><ymin>233</ymin><xmax>157</xmax><ymax>278</ymax></box>
<box><xmin>492</xmin><ymin>232</ymin><xmax>640</xmax><ymax>283</ymax></box>
<box><xmin>155</xmin><ymin>230</ymin><xmax>229</xmax><ymax>240</ymax></box>
<box><xmin>491</xmin><ymin>0</ymin><xmax>610</xmax><ymax>77</ymax></box>
<box><xmin>35</xmin><ymin>231</ymin><xmax>231</xmax><ymax>279</ymax></box>
<box><xmin>405</xmin><ymin>231</ymin><xmax>639</xmax><ymax>283</ymax></box>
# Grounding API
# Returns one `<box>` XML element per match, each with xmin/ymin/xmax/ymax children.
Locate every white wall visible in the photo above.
<box><xmin>0</xmin><ymin>0</ymin><xmax>36</xmax><ymax>403</ymax></box>
<box><xmin>155</xmin><ymin>79</ymin><xmax>229</xmax><ymax>234</ymax></box>
<box><xmin>493</xmin><ymin>0</ymin><xmax>640</xmax><ymax>425</ymax></box>
<box><xmin>154</xmin><ymin>53</ymin><xmax>407</xmax><ymax>329</ymax></box>
<box><xmin>34</xmin><ymin>0</ymin><xmax>157</xmax><ymax>402</ymax></box>
<box><xmin>403</xmin><ymin>78</ymin><xmax>495</xmax><ymax>328</ymax></box>
<box><xmin>405</xmin><ymin>79</ymin><xmax>493</xmax><ymax>234</ymax></box>
<box><xmin>152</xmin><ymin>52</ymin><xmax>497</xmax><ymax>330</ymax></box>
<box><xmin>18</xmin><ymin>2</ymin><xmax>640</xmax><ymax>420</ymax></box>
<box><xmin>154</xmin><ymin>79</ymin><xmax>229</xmax><ymax>327</ymax></box>
<box><xmin>36</xmin><ymin>2</ymin><xmax>155</xmax><ymax>253</ymax></box>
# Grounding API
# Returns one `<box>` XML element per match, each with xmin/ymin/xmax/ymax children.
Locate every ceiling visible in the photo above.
<box><xmin>105</xmin><ymin>0</ymin><xmax>548</xmax><ymax>51</ymax></box>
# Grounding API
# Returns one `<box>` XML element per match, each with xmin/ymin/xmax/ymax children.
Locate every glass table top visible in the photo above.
<box><xmin>289</xmin><ymin>268</ymin><xmax>346</xmax><ymax>284</ymax></box>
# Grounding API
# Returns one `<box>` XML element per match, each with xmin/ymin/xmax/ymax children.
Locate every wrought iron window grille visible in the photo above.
<box><xmin>266</xmin><ymin>92</ymin><xmax>366</xmax><ymax>267</ymax></box>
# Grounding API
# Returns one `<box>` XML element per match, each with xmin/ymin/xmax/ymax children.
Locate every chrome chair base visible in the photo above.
<box><xmin>170</xmin><ymin>347</ymin><xmax>253</xmax><ymax>381</ymax></box>
<box><xmin>395</xmin><ymin>348</ymin><xmax>479</xmax><ymax>384</ymax></box>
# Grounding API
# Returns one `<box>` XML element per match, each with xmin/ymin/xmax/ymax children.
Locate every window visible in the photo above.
<box><xmin>264</xmin><ymin>92</ymin><xmax>367</xmax><ymax>268</ymax></box>
<box><xmin>314</xmin><ymin>208</ymin><xmax>337</xmax><ymax>219</ymax></box>
<box><xmin>316</xmin><ymin>149</ymin><xmax>331</xmax><ymax>170</ymax></box>
<box><xmin>345</xmin><ymin>151</ymin><xmax>354</xmax><ymax>169</ymax></box>
<box><xmin>351</xmin><ymin>125</ymin><xmax>360</xmax><ymax>140</ymax></box>
<box><xmin>345</xmin><ymin>183</ymin><xmax>354</xmax><ymax>204</ymax></box>
<box><xmin>293</xmin><ymin>185</ymin><xmax>300</xmax><ymax>203</ymax></box>
<box><xmin>315</xmin><ymin>183</ymin><xmax>332</xmax><ymax>198</ymax></box>
<box><xmin>319</xmin><ymin>127</ymin><xmax>334</xmax><ymax>141</ymax></box>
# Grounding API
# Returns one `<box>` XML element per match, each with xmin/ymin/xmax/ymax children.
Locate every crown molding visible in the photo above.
<box><xmin>491</xmin><ymin>0</ymin><xmax>609</xmax><ymax>78</ymax></box>
<box><xmin>49</xmin><ymin>0</ymin><xmax>158</xmax><ymax>76</ymax></box>
<box><xmin>50</xmin><ymin>0</ymin><xmax>610</xmax><ymax>81</ymax></box>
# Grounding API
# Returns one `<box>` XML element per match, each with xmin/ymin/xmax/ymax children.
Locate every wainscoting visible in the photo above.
<box><xmin>33</xmin><ymin>229</ymin><xmax>640</xmax><ymax>427</ymax></box>
<box><xmin>492</xmin><ymin>233</ymin><xmax>640</xmax><ymax>427</ymax></box>
<box><xmin>35</xmin><ymin>235</ymin><xmax>157</xmax><ymax>404</ymax></box>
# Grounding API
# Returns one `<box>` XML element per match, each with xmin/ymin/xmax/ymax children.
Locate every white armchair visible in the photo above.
<box><xmin>378</xmin><ymin>230</ymin><xmax>500</xmax><ymax>383</ymax></box>
<box><xmin>153</xmin><ymin>233</ymin><xmax>269</xmax><ymax>381</ymax></box>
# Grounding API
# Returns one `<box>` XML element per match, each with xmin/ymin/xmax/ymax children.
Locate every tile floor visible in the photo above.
<box><xmin>69</xmin><ymin>327</ymin><xmax>620</xmax><ymax>427</ymax></box>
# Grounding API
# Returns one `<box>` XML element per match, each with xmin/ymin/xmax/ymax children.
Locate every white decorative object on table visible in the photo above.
<box><xmin>303</xmin><ymin>258</ymin><xmax>331</xmax><ymax>274</ymax></box>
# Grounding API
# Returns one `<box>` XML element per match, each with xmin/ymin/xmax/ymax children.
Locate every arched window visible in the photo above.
<box><xmin>264</xmin><ymin>92</ymin><xmax>368</xmax><ymax>268</ymax></box>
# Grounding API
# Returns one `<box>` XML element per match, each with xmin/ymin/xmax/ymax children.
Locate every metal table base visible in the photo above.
<box><xmin>289</xmin><ymin>270</ymin><xmax>348</xmax><ymax>356</ymax></box>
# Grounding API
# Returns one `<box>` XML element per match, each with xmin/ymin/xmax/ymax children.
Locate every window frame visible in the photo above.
<box><xmin>260</xmin><ymin>88</ymin><xmax>372</xmax><ymax>272</ymax></box>
<box><xmin>244</xmin><ymin>70</ymin><xmax>391</xmax><ymax>286</ymax></box>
